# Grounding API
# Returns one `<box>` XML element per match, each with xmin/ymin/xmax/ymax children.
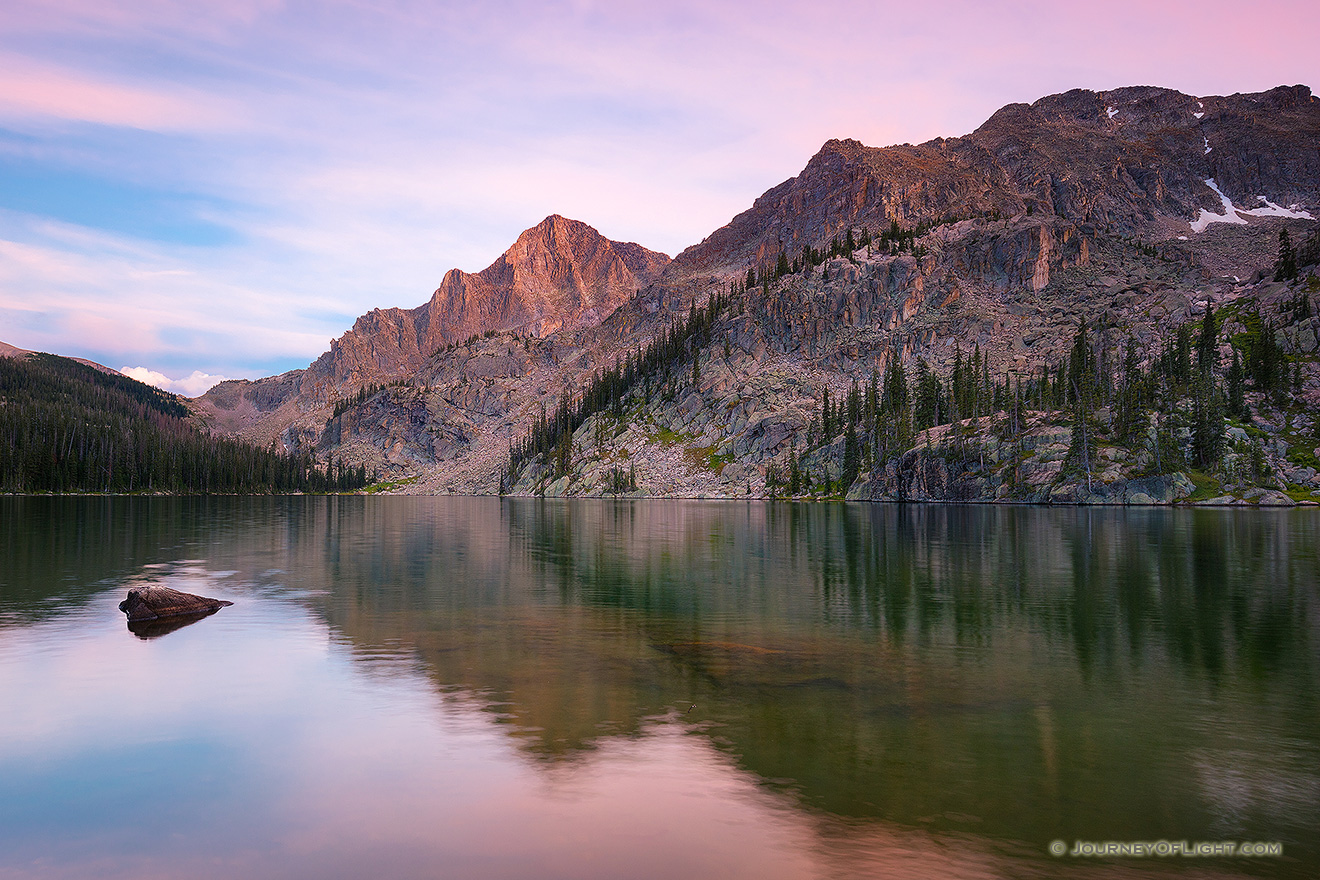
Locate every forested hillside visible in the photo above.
<box><xmin>0</xmin><ymin>353</ymin><xmax>368</xmax><ymax>493</ymax></box>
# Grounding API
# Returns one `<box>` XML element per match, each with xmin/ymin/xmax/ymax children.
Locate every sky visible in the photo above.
<box><xmin>1</xmin><ymin>0</ymin><xmax>1317</xmax><ymax>395</ymax></box>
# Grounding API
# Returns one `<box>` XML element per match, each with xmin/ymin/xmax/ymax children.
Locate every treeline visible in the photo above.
<box><xmin>0</xmin><ymin>353</ymin><xmax>368</xmax><ymax>494</ymax></box>
<box><xmin>732</xmin><ymin>221</ymin><xmax>935</xmax><ymax>299</ymax></box>
<box><xmin>773</xmin><ymin>296</ymin><xmax>1308</xmax><ymax>496</ymax></box>
<box><xmin>1275</xmin><ymin>227</ymin><xmax>1320</xmax><ymax>282</ymax></box>
<box><xmin>504</xmin><ymin>292</ymin><xmax>730</xmax><ymax>488</ymax></box>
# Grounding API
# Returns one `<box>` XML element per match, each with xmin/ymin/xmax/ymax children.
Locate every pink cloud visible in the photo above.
<box><xmin>0</xmin><ymin>54</ymin><xmax>242</xmax><ymax>131</ymax></box>
<box><xmin>120</xmin><ymin>366</ymin><xmax>232</xmax><ymax>396</ymax></box>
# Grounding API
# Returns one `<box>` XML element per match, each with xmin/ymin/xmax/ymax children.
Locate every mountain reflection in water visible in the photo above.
<box><xmin>0</xmin><ymin>497</ymin><xmax>1316</xmax><ymax>879</ymax></box>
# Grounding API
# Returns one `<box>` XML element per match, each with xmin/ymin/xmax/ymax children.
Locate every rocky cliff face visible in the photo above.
<box><xmin>195</xmin><ymin>85</ymin><xmax>1320</xmax><ymax>504</ymax></box>
<box><xmin>666</xmin><ymin>85</ymin><xmax>1319</xmax><ymax>279</ymax></box>
<box><xmin>303</xmin><ymin>215</ymin><xmax>668</xmax><ymax>395</ymax></box>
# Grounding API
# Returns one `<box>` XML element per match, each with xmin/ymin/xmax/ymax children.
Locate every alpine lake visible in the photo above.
<box><xmin>1</xmin><ymin>496</ymin><xmax>1317</xmax><ymax>879</ymax></box>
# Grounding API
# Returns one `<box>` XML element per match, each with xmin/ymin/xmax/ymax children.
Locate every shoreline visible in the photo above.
<box><xmin>6</xmin><ymin>490</ymin><xmax>1316</xmax><ymax>507</ymax></box>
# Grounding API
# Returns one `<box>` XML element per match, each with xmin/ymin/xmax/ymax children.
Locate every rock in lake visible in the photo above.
<box><xmin>119</xmin><ymin>586</ymin><xmax>234</xmax><ymax>622</ymax></box>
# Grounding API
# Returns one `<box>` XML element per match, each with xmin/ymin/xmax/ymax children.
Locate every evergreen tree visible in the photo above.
<box><xmin>1067</xmin><ymin>320</ymin><xmax>1096</xmax><ymax>403</ymax></box>
<box><xmin>882</xmin><ymin>358</ymin><xmax>908</xmax><ymax>414</ymax></box>
<box><xmin>1226</xmin><ymin>348</ymin><xmax>1247</xmax><ymax>420</ymax></box>
<box><xmin>1190</xmin><ymin>377</ymin><xmax>1226</xmax><ymax>469</ymax></box>
<box><xmin>555</xmin><ymin>428</ymin><xmax>573</xmax><ymax>478</ymax></box>
<box><xmin>1174</xmin><ymin>324</ymin><xmax>1193</xmax><ymax>388</ymax></box>
<box><xmin>1196</xmin><ymin>303</ymin><xmax>1217</xmax><ymax>376</ymax></box>
<box><xmin>1066</xmin><ymin>379</ymin><xmax>1097</xmax><ymax>490</ymax></box>
<box><xmin>1247</xmin><ymin>317</ymin><xmax>1285</xmax><ymax>400</ymax></box>
<box><xmin>842</xmin><ymin>420</ymin><xmax>860</xmax><ymax>489</ymax></box>
<box><xmin>1051</xmin><ymin>359</ymin><xmax>1069</xmax><ymax>406</ymax></box>
<box><xmin>865</xmin><ymin>369</ymin><xmax>879</xmax><ymax>429</ymax></box>
<box><xmin>1114</xmin><ymin>339</ymin><xmax>1148</xmax><ymax>445</ymax></box>
<box><xmin>912</xmin><ymin>360</ymin><xmax>942</xmax><ymax>431</ymax></box>
<box><xmin>1275</xmin><ymin>229</ymin><xmax>1298</xmax><ymax>282</ymax></box>
<box><xmin>950</xmin><ymin>346</ymin><xmax>965</xmax><ymax>419</ymax></box>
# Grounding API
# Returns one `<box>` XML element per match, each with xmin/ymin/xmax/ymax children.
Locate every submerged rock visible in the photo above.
<box><xmin>119</xmin><ymin>586</ymin><xmax>234</xmax><ymax>622</ymax></box>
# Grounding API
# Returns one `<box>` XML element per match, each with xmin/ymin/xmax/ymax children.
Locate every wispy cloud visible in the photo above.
<box><xmin>0</xmin><ymin>220</ymin><xmax>335</xmax><ymax>376</ymax></box>
<box><xmin>1</xmin><ymin>0</ymin><xmax>1317</xmax><ymax>380</ymax></box>
<box><xmin>0</xmin><ymin>53</ymin><xmax>244</xmax><ymax>132</ymax></box>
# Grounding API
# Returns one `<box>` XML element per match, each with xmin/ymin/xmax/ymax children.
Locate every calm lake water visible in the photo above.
<box><xmin>1</xmin><ymin>497</ymin><xmax>1317</xmax><ymax>879</ymax></box>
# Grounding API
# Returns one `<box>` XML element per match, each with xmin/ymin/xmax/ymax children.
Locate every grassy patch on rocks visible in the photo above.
<box><xmin>1184</xmin><ymin>471</ymin><xmax>1224</xmax><ymax>502</ymax></box>
<box><xmin>645</xmin><ymin>426</ymin><xmax>696</xmax><ymax>446</ymax></box>
<box><xmin>365</xmin><ymin>475</ymin><xmax>421</xmax><ymax>494</ymax></box>
<box><xmin>685</xmin><ymin>445</ymin><xmax>733</xmax><ymax>474</ymax></box>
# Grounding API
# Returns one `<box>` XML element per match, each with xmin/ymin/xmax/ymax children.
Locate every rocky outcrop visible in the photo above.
<box><xmin>190</xmin><ymin>369</ymin><xmax>309</xmax><ymax>447</ymax></box>
<box><xmin>119</xmin><ymin>586</ymin><xmax>233</xmax><ymax>622</ymax></box>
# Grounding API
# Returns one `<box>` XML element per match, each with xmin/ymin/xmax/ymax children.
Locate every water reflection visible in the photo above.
<box><xmin>1</xmin><ymin>497</ymin><xmax>1317</xmax><ymax>878</ymax></box>
<box><xmin>124</xmin><ymin>607</ymin><xmax>221</xmax><ymax>639</ymax></box>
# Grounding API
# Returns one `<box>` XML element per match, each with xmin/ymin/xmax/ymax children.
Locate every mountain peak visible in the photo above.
<box><xmin>507</xmin><ymin>214</ymin><xmax>609</xmax><ymax>263</ymax></box>
<box><xmin>292</xmin><ymin>216</ymin><xmax>670</xmax><ymax>394</ymax></box>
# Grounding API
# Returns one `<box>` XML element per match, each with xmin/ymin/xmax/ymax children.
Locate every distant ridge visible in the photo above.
<box><xmin>665</xmin><ymin>84</ymin><xmax>1320</xmax><ymax>276</ymax></box>
<box><xmin>0</xmin><ymin>340</ymin><xmax>124</xmax><ymax>377</ymax></box>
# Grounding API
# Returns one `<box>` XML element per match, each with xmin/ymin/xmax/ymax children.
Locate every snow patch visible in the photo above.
<box><xmin>1194</xmin><ymin>111</ymin><xmax>1204</xmax><ymax>119</ymax></box>
<box><xmin>1106</xmin><ymin>105</ymin><xmax>1118</xmax><ymax>119</ymax></box>
<box><xmin>1178</xmin><ymin>235</ymin><xmax>1189</xmax><ymax>240</ymax></box>
<box><xmin>1189</xmin><ymin>179</ymin><xmax>1316</xmax><ymax>232</ymax></box>
<box><xmin>1203</xmin><ymin>136</ymin><xmax>1212</xmax><ymax>154</ymax></box>
<box><xmin>1190</xmin><ymin>178</ymin><xmax>1248</xmax><ymax>232</ymax></box>
<box><xmin>1240</xmin><ymin>196</ymin><xmax>1315</xmax><ymax>221</ymax></box>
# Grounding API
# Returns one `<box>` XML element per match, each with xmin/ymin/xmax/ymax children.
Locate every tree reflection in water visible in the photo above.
<box><xmin>2</xmin><ymin>496</ymin><xmax>1316</xmax><ymax>875</ymax></box>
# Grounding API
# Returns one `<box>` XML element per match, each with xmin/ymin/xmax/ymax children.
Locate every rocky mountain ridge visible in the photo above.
<box><xmin>194</xmin><ymin>84</ymin><xmax>1320</xmax><ymax>504</ymax></box>
<box><xmin>660</xmin><ymin>84</ymin><xmax>1317</xmax><ymax>280</ymax></box>
<box><xmin>194</xmin><ymin>215</ymin><xmax>668</xmax><ymax>440</ymax></box>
